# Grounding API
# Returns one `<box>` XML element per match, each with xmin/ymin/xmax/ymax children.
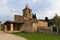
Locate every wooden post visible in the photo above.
<box><xmin>10</xmin><ymin>24</ymin><xmax>13</xmax><ymax>32</ymax></box>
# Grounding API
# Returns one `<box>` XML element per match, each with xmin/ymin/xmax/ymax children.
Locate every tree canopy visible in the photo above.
<box><xmin>54</xmin><ymin>14</ymin><xmax>60</xmax><ymax>27</ymax></box>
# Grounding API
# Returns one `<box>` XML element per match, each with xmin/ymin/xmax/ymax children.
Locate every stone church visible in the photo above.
<box><xmin>3</xmin><ymin>5</ymin><xmax>58</xmax><ymax>34</ymax></box>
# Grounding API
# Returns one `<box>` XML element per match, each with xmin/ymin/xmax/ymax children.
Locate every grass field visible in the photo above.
<box><xmin>12</xmin><ymin>32</ymin><xmax>60</xmax><ymax>40</ymax></box>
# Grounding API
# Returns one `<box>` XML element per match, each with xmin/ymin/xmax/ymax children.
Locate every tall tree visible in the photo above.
<box><xmin>54</xmin><ymin>14</ymin><xmax>60</xmax><ymax>32</ymax></box>
<box><xmin>45</xmin><ymin>17</ymin><xmax>49</xmax><ymax>22</ymax></box>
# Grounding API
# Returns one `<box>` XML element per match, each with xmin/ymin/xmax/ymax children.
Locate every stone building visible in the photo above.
<box><xmin>3</xmin><ymin>4</ymin><xmax>58</xmax><ymax>34</ymax></box>
<box><xmin>4</xmin><ymin>5</ymin><xmax>37</xmax><ymax>33</ymax></box>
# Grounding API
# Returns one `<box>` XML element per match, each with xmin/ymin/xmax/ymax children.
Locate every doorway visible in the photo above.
<box><xmin>53</xmin><ymin>27</ymin><xmax>57</xmax><ymax>32</ymax></box>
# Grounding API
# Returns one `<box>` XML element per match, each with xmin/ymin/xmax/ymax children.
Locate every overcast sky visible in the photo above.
<box><xmin>0</xmin><ymin>0</ymin><xmax>60</xmax><ymax>23</ymax></box>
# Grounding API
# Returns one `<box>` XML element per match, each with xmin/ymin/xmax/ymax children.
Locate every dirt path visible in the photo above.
<box><xmin>0</xmin><ymin>31</ymin><xmax>27</xmax><ymax>40</ymax></box>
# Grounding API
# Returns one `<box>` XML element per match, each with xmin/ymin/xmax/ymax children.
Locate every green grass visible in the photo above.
<box><xmin>12</xmin><ymin>32</ymin><xmax>60</xmax><ymax>40</ymax></box>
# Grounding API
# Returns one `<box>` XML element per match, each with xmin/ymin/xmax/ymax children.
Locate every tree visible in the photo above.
<box><xmin>32</xmin><ymin>14</ymin><xmax>36</xmax><ymax>19</ymax></box>
<box><xmin>54</xmin><ymin>14</ymin><xmax>60</xmax><ymax>32</ymax></box>
<box><xmin>45</xmin><ymin>17</ymin><xmax>49</xmax><ymax>22</ymax></box>
<box><xmin>54</xmin><ymin>14</ymin><xmax>58</xmax><ymax>20</ymax></box>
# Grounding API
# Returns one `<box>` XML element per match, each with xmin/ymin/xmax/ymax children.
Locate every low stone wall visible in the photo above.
<box><xmin>37</xmin><ymin>27</ymin><xmax>51</xmax><ymax>33</ymax></box>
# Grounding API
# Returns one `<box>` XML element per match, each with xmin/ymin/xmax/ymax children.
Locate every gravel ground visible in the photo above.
<box><xmin>0</xmin><ymin>31</ymin><xmax>27</xmax><ymax>40</ymax></box>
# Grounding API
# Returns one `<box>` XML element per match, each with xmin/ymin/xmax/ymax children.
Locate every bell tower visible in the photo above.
<box><xmin>23</xmin><ymin>4</ymin><xmax>32</xmax><ymax>20</ymax></box>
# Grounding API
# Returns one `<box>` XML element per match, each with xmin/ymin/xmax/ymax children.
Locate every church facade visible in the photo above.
<box><xmin>3</xmin><ymin>5</ymin><xmax>58</xmax><ymax>34</ymax></box>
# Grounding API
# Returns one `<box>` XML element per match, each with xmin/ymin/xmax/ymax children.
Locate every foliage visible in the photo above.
<box><xmin>54</xmin><ymin>14</ymin><xmax>60</xmax><ymax>27</ymax></box>
<box><xmin>45</xmin><ymin>17</ymin><xmax>49</xmax><ymax>22</ymax></box>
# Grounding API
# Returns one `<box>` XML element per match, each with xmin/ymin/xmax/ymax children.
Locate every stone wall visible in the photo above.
<box><xmin>37</xmin><ymin>21</ymin><xmax>48</xmax><ymax>27</ymax></box>
<box><xmin>14</xmin><ymin>15</ymin><xmax>23</xmax><ymax>22</ymax></box>
<box><xmin>37</xmin><ymin>27</ymin><xmax>51</xmax><ymax>33</ymax></box>
<box><xmin>20</xmin><ymin>22</ymin><xmax>32</xmax><ymax>33</ymax></box>
<box><xmin>32</xmin><ymin>23</ymin><xmax>37</xmax><ymax>32</ymax></box>
<box><xmin>37</xmin><ymin>21</ymin><xmax>51</xmax><ymax>33</ymax></box>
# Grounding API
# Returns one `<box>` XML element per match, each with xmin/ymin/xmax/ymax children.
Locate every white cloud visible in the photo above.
<box><xmin>32</xmin><ymin>0</ymin><xmax>38</xmax><ymax>2</ymax></box>
<box><xmin>37</xmin><ymin>0</ymin><xmax>60</xmax><ymax>19</ymax></box>
<box><xmin>0</xmin><ymin>0</ymin><xmax>8</xmax><ymax>5</ymax></box>
<box><xmin>49</xmin><ymin>0</ymin><xmax>60</xmax><ymax>16</ymax></box>
<box><xmin>31</xmin><ymin>0</ymin><xmax>42</xmax><ymax>3</ymax></box>
<box><xmin>0</xmin><ymin>0</ymin><xmax>11</xmax><ymax>23</ymax></box>
<box><xmin>48</xmin><ymin>0</ymin><xmax>60</xmax><ymax>10</ymax></box>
